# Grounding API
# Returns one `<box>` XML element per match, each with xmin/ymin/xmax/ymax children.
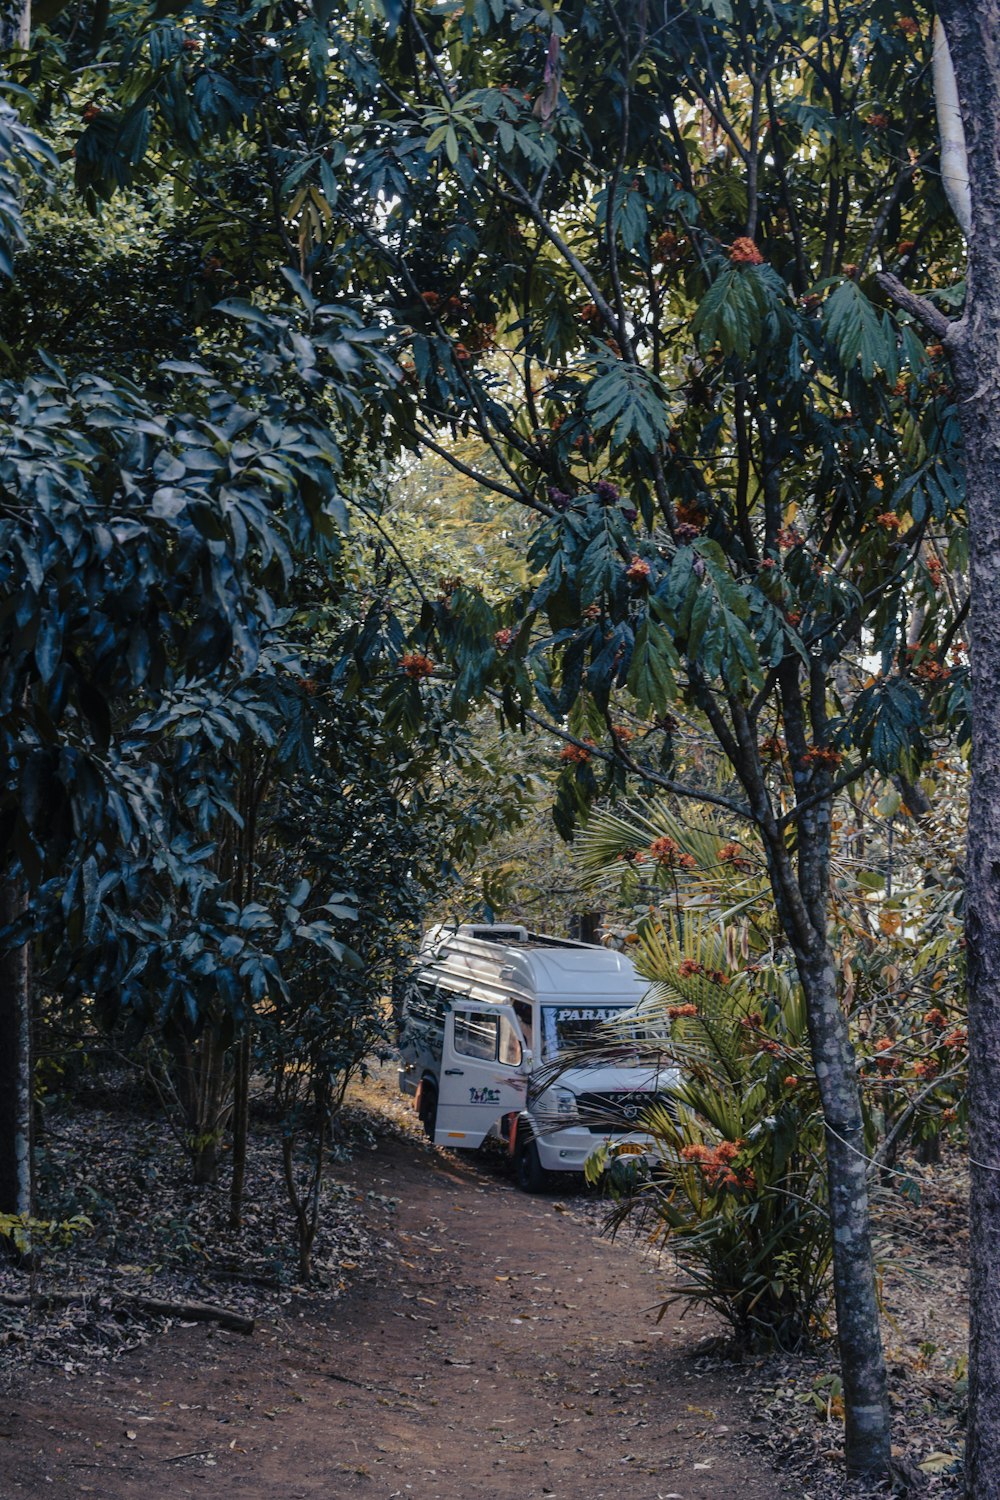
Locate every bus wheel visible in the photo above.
<box><xmin>417</xmin><ymin>1083</ymin><xmax>438</xmax><ymax>1140</ymax></box>
<box><xmin>515</xmin><ymin>1138</ymin><xmax>546</xmax><ymax>1193</ymax></box>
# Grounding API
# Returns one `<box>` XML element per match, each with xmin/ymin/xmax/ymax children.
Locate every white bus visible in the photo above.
<box><xmin>397</xmin><ymin>923</ymin><xmax>677</xmax><ymax>1190</ymax></box>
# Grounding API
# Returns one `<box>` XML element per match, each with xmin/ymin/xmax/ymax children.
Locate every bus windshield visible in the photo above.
<box><xmin>540</xmin><ymin>1004</ymin><xmax>632</xmax><ymax>1060</ymax></box>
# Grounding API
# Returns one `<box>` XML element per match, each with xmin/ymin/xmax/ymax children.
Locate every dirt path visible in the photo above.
<box><xmin>3</xmin><ymin>1108</ymin><xmax>796</xmax><ymax>1500</ymax></box>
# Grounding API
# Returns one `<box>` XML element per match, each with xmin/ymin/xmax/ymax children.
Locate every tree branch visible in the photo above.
<box><xmin>877</xmin><ymin>271</ymin><xmax>956</xmax><ymax>343</ymax></box>
<box><xmin>483</xmin><ymin>689</ymin><xmax>752</xmax><ymax>819</ymax></box>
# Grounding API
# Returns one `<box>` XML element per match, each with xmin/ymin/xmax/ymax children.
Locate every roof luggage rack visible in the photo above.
<box><xmin>455</xmin><ymin>923</ymin><xmax>530</xmax><ymax>943</ymax></box>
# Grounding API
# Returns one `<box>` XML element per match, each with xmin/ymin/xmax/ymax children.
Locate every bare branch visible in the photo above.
<box><xmin>877</xmin><ymin>271</ymin><xmax>956</xmax><ymax>343</ymax></box>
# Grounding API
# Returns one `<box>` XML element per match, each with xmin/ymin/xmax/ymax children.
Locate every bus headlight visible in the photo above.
<box><xmin>553</xmin><ymin>1087</ymin><xmax>578</xmax><ymax>1119</ymax></box>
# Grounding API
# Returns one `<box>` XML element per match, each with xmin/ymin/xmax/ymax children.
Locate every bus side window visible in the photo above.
<box><xmin>454</xmin><ymin>1012</ymin><xmax>499</xmax><ymax>1061</ymax></box>
<box><xmin>498</xmin><ymin>1017</ymin><xmax>523</xmax><ymax>1067</ymax></box>
<box><xmin>512</xmin><ymin>999</ymin><xmax>533</xmax><ymax>1052</ymax></box>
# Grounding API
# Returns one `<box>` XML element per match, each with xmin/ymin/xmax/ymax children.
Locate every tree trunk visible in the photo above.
<box><xmin>0</xmin><ymin>0</ymin><xmax>29</xmax><ymax>51</ymax></box>
<box><xmin>745</xmin><ymin>661</ymin><xmax>891</xmax><ymax>1476</ymax></box>
<box><xmin>171</xmin><ymin>1023</ymin><xmax>230</xmax><ymax>1185</ymax></box>
<box><xmin>229</xmin><ymin>1026</ymin><xmax>251</xmax><ymax>1229</ymax></box>
<box><xmin>0</xmin><ymin>883</ymin><xmax>32</xmax><ymax>1229</ymax></box>
<box><xmin>229</xmin><ymin>758</ymin><xmax>261</xmax><ymax>1227</ymax></box>
<box><xmin>798</xmin><ymin>948</ymin><xmax>890</xmax><ymax>1475</ymax></box>
<box><xmin>932</xmin><ymin>7</ymin><xmax>1000</xmax><ymax>1493</ymax></box>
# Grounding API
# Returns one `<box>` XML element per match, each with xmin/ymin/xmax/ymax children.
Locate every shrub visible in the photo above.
<box><xmin>586</xmin><ymin>911</ymin><xmax>832</xmax><ymax>1351</ymax></box>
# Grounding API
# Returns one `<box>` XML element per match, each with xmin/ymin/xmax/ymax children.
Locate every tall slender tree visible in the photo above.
<box><xmin>883</xmin><ymin>7</ymin><xmax>1000</xmax><ymax>1492</ymax></box>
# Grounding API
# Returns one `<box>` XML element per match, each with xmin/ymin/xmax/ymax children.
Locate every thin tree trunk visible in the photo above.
<box><xmin>736</xmin><ymin>651</ymin><xmax>891</xmax><ymax>1474</ymax></box>
<box><xmin>0</xmin><ymin>883</ymin><xmax>32</xmax><ymax>1229</ymax></box>
<box><xmin>798</xmin><ymin>948</ymin><xmax>891</xmax><ymax>1474</ymax></box>
<box><xmin>229</xmin><ymin>755</ymin><xmax>263</xmax><ymax>1229</ymax></box>
<box><xmin>930</xmin><ymin>8</ymin><xmax>1000</xmax><ymax>1493</ymax></box>
<box><xmin>229</xmin><ymin>1028</ymin><xmax>251</xmax><ymax>1229</ymax></box>
<box><xmin>172</xmin><ymin>1023</ymin><xmax>230</xmax><ymax>1185</ymax></box>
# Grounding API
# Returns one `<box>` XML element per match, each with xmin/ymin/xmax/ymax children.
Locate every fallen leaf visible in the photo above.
<box><xmin>919</xmin><ymin>1451</ymin><xmax>959</xmax><ymax>1474</ymax></box>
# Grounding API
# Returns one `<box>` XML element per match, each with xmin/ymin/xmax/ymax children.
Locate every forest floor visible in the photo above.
<box><xmin>0</xmin><ymin>1072</ymin><xmax>967</xmax><ymax>1499</ymax></box>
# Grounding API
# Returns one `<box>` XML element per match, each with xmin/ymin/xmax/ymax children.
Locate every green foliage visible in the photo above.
<box><xmin>585</xmin><ymin>359</ymin><xmax>672</xmax><ymax>450</ymax></box>
<box><xmin>823</xmin><ymin>280</ymin><xmax>899</xmax><ymax>382</ymax></box>
<box><xmin>0</xmin><ymin>1210</ymin><xmax>92</xmax><ymax>1255</ymax></box>
<box><xmin>0</xmin><ymin>93</ymin><xmax>55</xmax><ymax>280</ymax></box>
<box><xmin>692</xmin><ymin>264</ymin><xmax>789</xmax><ymax>361</ymax></box>
<box><xmin>0</xmin><ymin>0</ymin><xmax>971</xmax><ymax>1364</ymax></box>
<box><xmin>588</xmin><ymin>918</ymin><xmax>831</xmax><ymax>1351</ymax></box>
<box><xmin>578</xmin><ymin>811</ymin><xmax>831</xmax><ymax>1348</ymax></box>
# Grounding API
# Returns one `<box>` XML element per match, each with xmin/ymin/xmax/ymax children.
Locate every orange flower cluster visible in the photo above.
<box><xmin>619</xmin><ymin>848</ymin><xmax>646</xmax><ymax>865</ymax></box>
<box><xmin>463</xmin><ymin>320</ymin><xmax>496</xmax><ymax>353</ymax></box>
<box><xmin>759</xmin><ymin>734</ymin><xmax>786</xmax><ymax>758</ymax></box>
<box><xmin>913</xmin><ymin>1058</ymin><xmax>939</xmax><ymax>1081</ymax></box>
<box><xmin>494</xmin><ymin>627</ymin><xmax>514</xmax><ymax>651</ymax></box>
<box><xmin>668</xmin><ymin>1003</ymin><xmax>699</xmax><ymax>1020</ymax></box>
<box><xmin>913</xmin><ymin>656</ymin><xmax>950</xmax><ymax>684</ymax></box>
<box><xmin>579</xmin><ymin>301</ymin><xmax>603</xmax><ymax>329</ymax></box>
<box><xmin>681</xmin><ymin>1140</ymin><xmax>755</xmax><ymax>1191</ymax></box>
<box><xmin>739</xmin><ymin>1011</ymin><xmax>764</xmax><ymax>1030</ymax></box>
<box><xmin>801</xmin><ymin>745</ymin><xmax>844</xmax><ymax>770</ymax></box>
<box><xmin>926</xmin><ymin>554</ymin><xmax>944</xmax><ymax>589</ymax></box>
<box><xmin>874</xmin><ymin>1037</ymin><xmax>896</xmax><ymax>1075</ymax></box>
<box><xmin>923</xmin><ymin>1007</ymin><xmax>948</xmax><ymax>1031</ymax></box>
<box><xmin>650</xmin><ymin>835</ymin><xmax>696</xmax><ymax>869</ymax></box>
<box><xmin>876</xmin><ymin>511</ymin><xmax>902</xmax><ymax>532</ymax></box>
<box><xmin>401</xmin><ymin>652</ymin><xmax>434</xmax><ymax>679</ymax></box>
<box><xmin>776</xmin><ymin>526</ymin><xmax>803</xmax><ymax>549</ymax></box>
<box><xmin>942</xmin><ymin>1027</ymin><xmax>967</xmax><ymax>1050</ymax></box>
<box><xmin>418</xmin><ymin>291</ymin><xmax>494</xmax><ymax>355</ymax></box>
<box><xmin>626</xmin><ymin>555</ymin><xmax>652</xmax><ymax>583</ymax></box>
<box><xmin>866</xmin><ymin>112</ymin><xmax>889</xmax><ymax>130</ymax></box>
<box><xmin>897</xmin><ymin>15</ymin><xmax>919</xmax><ymax>36</ymax></box>
<box><xmin>582</xmin><ymin>602</ymin><xmax>602</xmax><ymax>621</ymax></box>
<box><xmin>560</xmin><ymin>741</ymin><xmax>593</xmax><ymax>765</ymax></box>
<box><xmin>655</xmin><ymin>229</ymin><xmax>679</xmax><ymax>261</ymax></box>
<box><xmin>675</xmin><ymin>499</ymin><xmax>706</xmax><ymax>529</ymax></box>
<box><xmin>611</xmin><ymin>724</ymin><xmax>635</xmax><ymax>744</ymax></box>
<box><xmin>718</xmin><ymin>841</ymin><xmax>754</xmax><ymax>872</ymax></box>
<box><xmin>729</xmin><ymin>237</ymin><xmax>764</xmax><ymax>266</ymax></box>
<box><xmin>677</xmin><ymin>957</ymin><xmax>729</xmax><ymax>985</ymax></box>
<box><xmin>783</xmin><ymin>1075</ymin><xmax>799</xmax><ymax>1088</ymax></box>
